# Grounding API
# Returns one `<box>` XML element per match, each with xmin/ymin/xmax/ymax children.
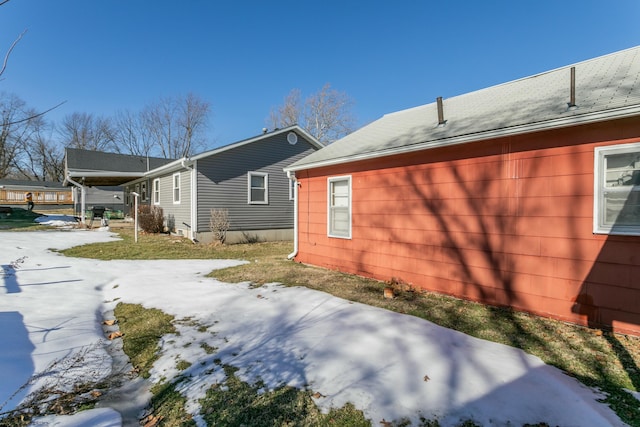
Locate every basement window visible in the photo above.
<box><xmin>594</xmin><ymin>142</ymin><xmax>640</xmax><ymax>235</ymax></box>
<box><xmin>328</xmin><ymin>175</ymin><xmax>351</xmax><ymax>239</ymax></box>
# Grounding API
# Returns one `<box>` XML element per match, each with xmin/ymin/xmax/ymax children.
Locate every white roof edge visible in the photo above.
<box><xmin>284</xmin><ymin>105</ymin><xmax>640</xmax><ymax>172</ymax></box>
<box><xmin>67</xmin><ymin>170</ymin><xmax>146</xmax><ymax>177</ymax></box>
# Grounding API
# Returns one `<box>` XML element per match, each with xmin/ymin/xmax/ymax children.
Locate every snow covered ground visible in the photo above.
<box><xmin>0</xmin><ymin>216</ymin><xmax>631</xmax><ymax>426</ymax></box>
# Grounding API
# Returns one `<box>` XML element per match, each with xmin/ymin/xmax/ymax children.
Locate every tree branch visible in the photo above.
<box><xmin>0</xmin><ymin>29</ymin><xmax>27</xmax><ymax>79</ymax></box>
<box><xmin>4</xmin><ymin>101</ymin><xmax>67</xmax><ymax>127</ymax></box>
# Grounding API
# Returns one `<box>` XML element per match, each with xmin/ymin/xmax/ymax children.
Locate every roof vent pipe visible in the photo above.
<box><xmin>436</xmin><ymin>97</ymin><xmax>446</xmax><ymax>125</ymax></box>
<box><xmin>568</xmin><ymin>67</ymin><xmax>577</xmax><ymax>109</ymax></box>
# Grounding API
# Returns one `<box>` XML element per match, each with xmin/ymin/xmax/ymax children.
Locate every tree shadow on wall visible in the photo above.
<box><xmin>357</xmin><ymin>138</ymin><xmax>581</xmax><ymax>347</ymax></box>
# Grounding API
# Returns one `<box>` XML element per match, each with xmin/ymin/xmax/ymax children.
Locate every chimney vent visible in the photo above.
<box><xmin>568</xmin><ymin>67</ymin><xmax>577</xmax><ymax>110</ymax></box>
<box><xmin>436</xmin><ymin>97</ymin><xmax>446</xmax><ymax>126</ymax></box>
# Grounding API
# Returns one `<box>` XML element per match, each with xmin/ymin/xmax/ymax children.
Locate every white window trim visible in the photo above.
<box><xmin>173</xmin><ymin>173</ymin><xmax>181</xmax><ymax>204</ymax></box>
<box><xmin>153</xmin><ymin>178</ymin><xmax>160</xmax><ymax>205</ymax></box>
<box><xmin>248</xmin><ymin>171</ymin><xmax>269</xmax><ymax>204</ymax></box>
<box><xmin>327</xmin><ymin>175</ymin><xmax>352</xmax><ymax>239</ymax></box>
<box><xmin>594</xmin><ymin>141</ymin><xmax>640</xmax><ymax>235</ymax></box>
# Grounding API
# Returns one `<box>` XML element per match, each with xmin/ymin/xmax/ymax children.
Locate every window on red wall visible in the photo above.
<box><xmin>594</xmin><ymin>142</ymin><xmax>640</xmax><ymax>235</ymax></box>
<box><xmin>328</xmin><ymin>175</ymin><xmax>352</xmax><ymax>239</ymax></box>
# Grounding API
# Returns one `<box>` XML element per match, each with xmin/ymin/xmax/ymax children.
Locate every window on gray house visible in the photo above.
<box><xmin>248</xmin><ymin>172</ymin><xmax>268</xmax><ymax>204</ymax></box>
<box><xmin>173</xmin><ymin>173</ymin><xmax>181</xmax><ymax>204</ymax></box>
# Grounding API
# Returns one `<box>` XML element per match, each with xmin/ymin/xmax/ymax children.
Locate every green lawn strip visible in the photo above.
<box><xmin>113</xmin><ymin>302</ymin><xmax>176</xmax><ymax>379</ymax></box>
<box><xmin>65</xmin><ymin>231</ymin><xmax>640</xmax><ymax>426</ymax></box>
<box><xmin>200</xmin><ymin>364</ymin><xmax>370</xmax><ymax>427</ymax></box>
<box><xmin>59</xmin><ymin>229</ymin><xmax>287</xmax><ymax>260</ymax></box>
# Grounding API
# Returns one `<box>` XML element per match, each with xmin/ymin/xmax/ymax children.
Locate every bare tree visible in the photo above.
<box><xmin>304</xmin><ymin>83</ymin><xmax>356</xmax><ymax>143</ymax></box>
<box><xmin>13</xmin><ymin>112</ymin><xmax>64</xmax><ymax>181</ymax></box>
<box><xmin>268</xmin><ymin>88</ymin><xmax>302</xmax><ymax>130</ymax></box>
<box><xmin>267</xmin><ymin>83</ymin><xmax>356</xmax><ymax>144</ymax></box>
<box><xmin>59</xmin><ymin>112</ymin><xmax>116</xmax><ymax>152</ymax></box>
<box><xmin>113</xmin><ymin>109</ymin><xmax>154</xmax><ymax>156</ymax></box>
<box><xmin>142</xmin><ymin>93</ymin><xmax>211</xmax><ymax>159</ymax></box>
<box><xmin>0</xmin><ymin>92</ymin><xmax>30</xmax><ymax>178</ymax></box>
<box><xmin>178</xmin><ymin>92</ymin><xmax>211</xmax><ymax>157</ymax></box>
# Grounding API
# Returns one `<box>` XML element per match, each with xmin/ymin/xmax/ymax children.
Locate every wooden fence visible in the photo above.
<box><xmin>0</xmin><ymin>188</ymin><xmax>73</xmax><ymax>205</ymax></box>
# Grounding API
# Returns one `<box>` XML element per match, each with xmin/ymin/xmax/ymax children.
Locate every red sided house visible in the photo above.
<box><xmin>285</xmin><ymin>46</ymin><xmax>640</xmax><ymax>336</ymax></box>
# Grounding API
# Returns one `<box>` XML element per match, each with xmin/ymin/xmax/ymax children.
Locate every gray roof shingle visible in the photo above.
<box><xmin>286</xmin><ymin>46</ymin><xmax>640</xmax><ymax>171</ymax></box>
<box><xmin>65</xmin><ymin>148</ymin><xmax>174</xmax><ymax>186</ymax></box>
<box><xmin>65</xmin><ymin>148</ymin><xmax>172</xmax><ymax>173</ymax></box>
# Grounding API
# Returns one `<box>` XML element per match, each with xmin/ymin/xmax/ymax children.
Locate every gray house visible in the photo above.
<box><xmin>123</xmin><ymin>126</ymin><xmax>323</xmax><ymax>243</ymax></box>
<box><xmin>64</xmin><ymin>148</ymin><xmax>173</xmax><ymax>221</ymax></box>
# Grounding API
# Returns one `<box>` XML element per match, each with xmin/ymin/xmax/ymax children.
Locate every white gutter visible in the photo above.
<box><xmin>287</xmin><ymin>170</ymin><xmax>298</xmax><ymax>260</ymax></box>
<box><xmin>64</xmin><ymin>175</ymin><xmax>86</xmax><ymax>225</ymax></box>
<box><xmin>181</xmin><ymin>158</ymin><xmax>197</xmax><ymax>242</ymax></box>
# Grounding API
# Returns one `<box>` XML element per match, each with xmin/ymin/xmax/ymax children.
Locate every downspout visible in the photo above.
<box><xmin>181</xmin><ymin>158</ymin><xmax>197</xmax><ymax>242</ymax></box>
<box><xmin>287</xmin><ymin>170</ymin><xmax>298</xmax><ymax>260</ymax></box>
<box><xmin>65</xmin><ymin>175</ymin><xmax>86</xmax><ymax>225</ymax></box>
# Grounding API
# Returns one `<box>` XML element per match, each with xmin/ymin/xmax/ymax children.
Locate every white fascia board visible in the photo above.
<box><xmin>67</xmin><ymin>170</ymin><xmax>146</xmax><ymax>178</ymax></box>
<box><xmin>285</xmin><ymin>106</ymin><xmax>640</xmax><ymax>173</ymax></box>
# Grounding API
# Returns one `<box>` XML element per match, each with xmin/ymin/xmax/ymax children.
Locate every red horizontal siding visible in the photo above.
<box><xmin>295</xmin><ymin>117</ymin><xmax>640</xmax><ymax>336</ymax></box>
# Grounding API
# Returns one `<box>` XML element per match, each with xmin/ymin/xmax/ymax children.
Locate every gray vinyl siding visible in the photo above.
<box><xmin>127</xmin><ymin>172</ymin><xmax>192</xmax><ymax>231</ymax></box>
<box><xmin>157</xmin><ymin>170</ymin><xmax>192</xmax><ymax>232</ymax></box>
<box><xmin>195</xmin><ymin>133</ymin><xmax>316</xmax><ymax>232</ymax></box>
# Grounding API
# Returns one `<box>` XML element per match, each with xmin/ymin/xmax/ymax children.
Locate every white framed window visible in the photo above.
<box><xmin>594</xmin><ymin>142</ymin><xmax>640</xmax><ymax>235</ymax></box>
<box><xmin>328</xmin><ymin>175</ymin><xmax>351</xmax><ymax>239</ymax></box>
<box><xmin>141</xmin><ymin>182</ymin><xmax>147</xmax><ymax>202</ymax></box>
<box><xmin>153</xmin><ymin>178</ymin><xmax>160</xmax><ymax>205</ymax></box>
<box><xmin>173</xmin><ymin>173</ymin><xmax>181</xmax><ymax>204</ymax></box>
<box><xmin>248</xmin><ymin>172</ymin><xmax>268</xmax><ymax>204</ymax></box>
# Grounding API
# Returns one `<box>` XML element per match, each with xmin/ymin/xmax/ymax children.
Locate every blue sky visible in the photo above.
<box><xmin>1</xmin><ymin>0</ymin><xmax>638</xmax><ymax>147</ymax></box>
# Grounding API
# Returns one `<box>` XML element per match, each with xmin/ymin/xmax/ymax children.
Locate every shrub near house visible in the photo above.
<box><xmin>138</xmin><ymin>205</ymin><xmax>164</xmax><ymax>233</ymax></box>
